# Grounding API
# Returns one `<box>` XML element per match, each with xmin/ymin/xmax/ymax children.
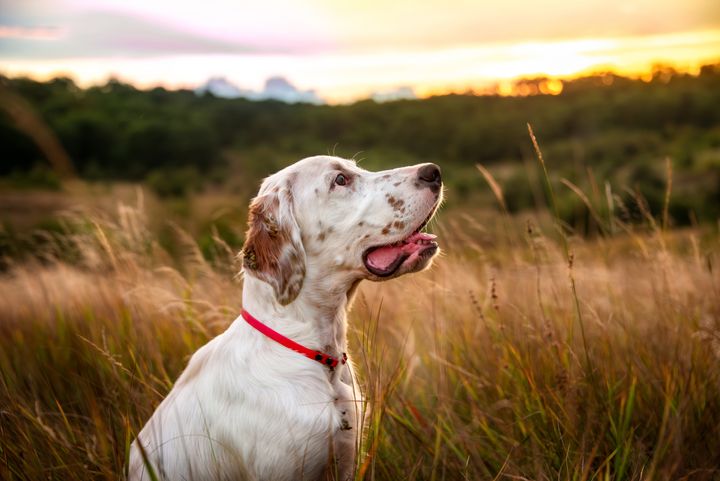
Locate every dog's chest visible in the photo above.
<box><xmin>262</xmin><ymin>362</ymin><xmax>357</xmax><ymax>431</ymax></box>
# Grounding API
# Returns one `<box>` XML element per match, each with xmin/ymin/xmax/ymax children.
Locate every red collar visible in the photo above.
<box><xmin>241</xmin><ymin>309</ymin><xmax>347</xmax><ymax>370</ymax></box>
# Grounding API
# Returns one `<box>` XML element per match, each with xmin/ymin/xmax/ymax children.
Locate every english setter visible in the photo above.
<box><xmin>129</xmin><ymin>155</ymin><xmax>443</xmax><ymax>481</ymax></box>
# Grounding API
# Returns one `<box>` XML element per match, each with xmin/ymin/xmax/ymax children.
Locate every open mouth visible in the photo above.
<box><xmin>362</xmin><ymin>212</ymin><xmax>439</xmax><ymax>277</ymax></box>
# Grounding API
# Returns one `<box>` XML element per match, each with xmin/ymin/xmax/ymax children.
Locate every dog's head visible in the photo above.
<box><xmin>241</xmin><ymin>155</ymin><xmax>442</xmax><ymax>304</ymax></box>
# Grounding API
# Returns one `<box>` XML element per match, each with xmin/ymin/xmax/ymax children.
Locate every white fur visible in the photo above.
<box><xmin>128</xmin><ymin>156</ymin><xmax>442</xmax><ymax>481</ymax></box>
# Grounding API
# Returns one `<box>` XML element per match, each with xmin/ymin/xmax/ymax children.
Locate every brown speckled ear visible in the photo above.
<box><xmin>241</xmin><ymin>187</ymin><xmax>305</xmax><ymax>305</ymax></box>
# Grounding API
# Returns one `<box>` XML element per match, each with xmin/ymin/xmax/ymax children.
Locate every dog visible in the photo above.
<box><xmin>128</xmin><ymin>155</ymin><xmax>443</xmax><ymax>481</ymax></box>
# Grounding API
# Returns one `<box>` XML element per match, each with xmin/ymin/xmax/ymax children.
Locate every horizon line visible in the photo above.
<box><xmin>3</xmin><ymin>59</ymin><xmax>719</xmax><ymax>104</ymax></box>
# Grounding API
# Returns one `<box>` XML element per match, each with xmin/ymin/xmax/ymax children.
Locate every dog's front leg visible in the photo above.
<box><xmin>332</xmin><ymin>425</ymin><xmax>357</xmax><ymax>481</ymax></box>
<box><xmin>327</xmin><ymin>362</ymin><xmax>363</xmax><ymax>481</ymax></box>
<box><xmin>321</xmin><ymin>407</ymin><xmax>357</xmax><ymax>481</ymax></box>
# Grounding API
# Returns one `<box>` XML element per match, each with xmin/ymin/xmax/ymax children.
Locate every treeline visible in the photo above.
<box><xmin>2</xmin><ymin>65</ymin><xmax>720</xmax><ymax>223</ymax></box>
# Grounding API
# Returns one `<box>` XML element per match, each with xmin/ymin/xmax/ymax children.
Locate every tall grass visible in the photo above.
<box><xmin>1</xmin><ymin>168</ymin><xmax>719</xmax><ymax>480</ymax></box>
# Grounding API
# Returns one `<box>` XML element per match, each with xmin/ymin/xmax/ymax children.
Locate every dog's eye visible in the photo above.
<box><xmin>334</xmin><ymin>174</ymin><xmax>348</xmax><ymax>186</ymax></box>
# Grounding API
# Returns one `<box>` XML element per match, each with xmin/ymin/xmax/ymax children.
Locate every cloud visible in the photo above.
<box><xmin>0</xmin><ymin>25</ymin><xmax>62</xmax><ymax>40</ymax></box>
<box><xmin>371</xmin><ymin>86</ymin><xmax>416</xmax><ymax>103</ymax></box>
<box><xmin>0</xmin><ymin>9</ymin><xmax>260</xmax><ymax>59</ymax></box>
<box><xmin>2</xmin><ymin>0</ymin><xmax>718</xmax><ymax>61</ymax></box>
<box><xmin>259</xmin><ymin>76</ymin><xmax>323</xmax><ymax>104</ymax></box>
<box><xmin>322</xmin><ymin>0</ymin><xmax>720</xmax><ymax>52</ymax></box>
<box><xmin>195</xmin><ymin>76</ymin><xmax>324</xmax><ymax>104</ymax></box>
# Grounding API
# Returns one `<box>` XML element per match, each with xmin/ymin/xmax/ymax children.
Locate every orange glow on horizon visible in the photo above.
<box><xmin>406</xmin><ymin>29</ymin><xmax>720</xmax><ymax>100</ymax></box>
<box><xmin>2</xmin><ymin>29</ymin><xmax>719</xmax><ymax>103</ymax></box>
<box><xmin>415</xmin><ymin>58</ymin><xmax>719</xmax><ymax>99</ymax></box>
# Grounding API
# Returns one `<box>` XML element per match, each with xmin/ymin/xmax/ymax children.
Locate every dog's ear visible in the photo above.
<box><xmin>241</xmin><ymin>185</ymin><xmax>306</xmax><ymax>305</ymax></box>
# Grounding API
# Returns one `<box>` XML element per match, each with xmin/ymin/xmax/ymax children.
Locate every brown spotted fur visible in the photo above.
<box><xmin>241</xmin><ymin>189</ymin><xmax>305</xmax><ymax>305</ymax></box>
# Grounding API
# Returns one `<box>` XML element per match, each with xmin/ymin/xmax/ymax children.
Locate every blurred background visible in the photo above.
<box><xmin>3</xmin><ymin>2</ymin><xmax>720</xmax><ymax>480</ymax></box>
<box><xmin>1</xmin><ymin>0</ymin><xmax>719</xmax><ymax>258</ymax></box>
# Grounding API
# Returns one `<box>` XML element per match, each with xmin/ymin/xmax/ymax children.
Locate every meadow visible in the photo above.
<box><xmin>2</xmin><ymin>68</ymin><xmax>720</xmax><ymax>480</ymax></box>
<box><xmin>1</xmin><ymin>148</ymin><xmax>719</xmax><ymax>480</ymax></box>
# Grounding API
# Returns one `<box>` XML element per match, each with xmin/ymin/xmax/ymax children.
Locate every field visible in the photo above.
<box><xmin>2</xmin><ymin>70</ymin><xmax>720</xmax><ymax>480</ymax></box>
<box><xmin>1</xmin><ymin>161</ymin><xmax>719</xmax><ymax>480</ymax></box>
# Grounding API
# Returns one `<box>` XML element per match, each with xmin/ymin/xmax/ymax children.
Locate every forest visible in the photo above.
<box><xmin>2</xmin><ymin>65</ymin><xmax>720</xmax><ymax>481</ymax></box>
<box><xmin>2</xmin><ymin>63</ymin><xmax>720</xmax><ymax>228</ymax></box>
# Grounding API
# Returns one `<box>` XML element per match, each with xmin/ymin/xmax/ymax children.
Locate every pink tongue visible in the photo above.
<box><xmin>366</xmin><ymin>233</ymin><xmax>437</xmax><ymax>270</ymax></box>
<box><xmin>366</xmin><ymin>245</ymin><xmax>404</xmax><ymax>270</ymax></box>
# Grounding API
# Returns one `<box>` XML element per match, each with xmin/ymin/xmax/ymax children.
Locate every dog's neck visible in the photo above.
<box><xmin>240</xmin><ymin>273</ymin><xmax>359</xmax><ymax>360</ymax></box>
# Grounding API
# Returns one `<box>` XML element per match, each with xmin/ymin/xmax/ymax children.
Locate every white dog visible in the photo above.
<box><xmin>128</xmin><ymin>155</ymin><xmax>443</xmax><ymax>481</ymax></box>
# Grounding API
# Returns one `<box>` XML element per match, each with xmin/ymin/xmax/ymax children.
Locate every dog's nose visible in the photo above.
<box><xmin>417</xmin><ymin>163</ymin><xmax>442</xmax><ymax>193</ymax></box>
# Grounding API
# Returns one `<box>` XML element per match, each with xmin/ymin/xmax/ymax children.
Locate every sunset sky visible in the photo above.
<box><xmin>1</xmin><ymin>0</ymin><xmax>719</xmax><ymax>102</ymax></box>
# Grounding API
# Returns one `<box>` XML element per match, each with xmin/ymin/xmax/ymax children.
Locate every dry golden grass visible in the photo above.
<box><xmin>1</xmin><ymin>194</ymin><xmax>719</xmax><ymax>480</ymax></box>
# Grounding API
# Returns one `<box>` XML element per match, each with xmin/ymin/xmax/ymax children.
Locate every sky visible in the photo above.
<box><xmin>1</xmin><ymin>0</ymin><xmax>719</xmax><ymax>103</ymax></box>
